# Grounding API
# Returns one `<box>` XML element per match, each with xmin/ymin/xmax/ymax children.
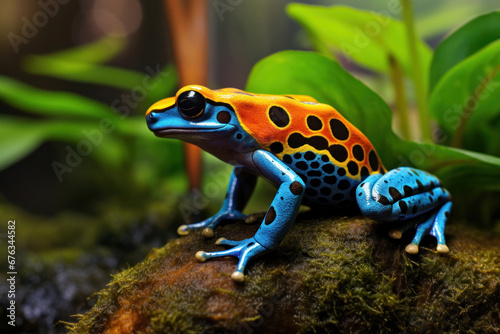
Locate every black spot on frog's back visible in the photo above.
<box><xmin>329</xmin><ymin>119</ymin><xmax>349</xmax><ymax>140</ymax></box>
<box><xmin>352</xmin><ymin>144</ymin><xmax>364</xmax><ymax>161</ymax></box>
<box><xmin>270</xmin><ymin>142</ymin><xmax>284</xmax><ymax>154</ymax></box>
<box><xmin>328</xmin><ymin>145</ymin><xmax>348</xmax><ymax>162</ymax></box>
<box><xmin>368</xmin><ymin>150</ymin><xmax>380</xmax><ymax>171</ymax></box>
<box><xmin>307</xmin><ymin>115</ymin><xmax>323</xmax><ymax>131</ymax></box>
<box><xmin>269</xmin><ymin>106</ymin><xmax>290</xmax><ymax>127</ymax></box>
<box><xmin>288</xmin><ymin>132</ymin><xmax>329</xmax><ymax>150</ymax></box>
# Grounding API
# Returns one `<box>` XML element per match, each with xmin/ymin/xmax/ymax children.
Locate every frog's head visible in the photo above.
<box><xmin>146</xmin><ymin>85</ymin><xmax>259</xmax><ymax>155</ymax></box>
<box><xmin>146</xmin><ymin>85</ymin><xmax>240</xmax><ymax>141</ymax></box>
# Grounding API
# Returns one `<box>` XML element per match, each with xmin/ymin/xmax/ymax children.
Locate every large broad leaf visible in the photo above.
<box><xmin>430</xmin><ymin>11</ymin><xmax>500</xmax><ymax>92</ymax></box>
<box><xmin>0</xmin><ymin>75</ymin><xmax>113</xmax><ymax>119</ymax></box>
<box><xmin>246</xmin><ymin>51</ymin><xmax>500</xmax><ymax>192</ymax></box>
<box><xmin>287</xmin><ymin>4</ymin><xmax>432</xmax><ymax>88</ymax></box>
<box><xmin>429</xmin><ymin>39</ymin><xmax>500</xmax><ymax>155</ymax></box>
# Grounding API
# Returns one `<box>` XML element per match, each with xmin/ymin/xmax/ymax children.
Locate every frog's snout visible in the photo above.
<box><xmin>146</xmin><ymin>110</ymin><xmax>159</xmax><ymax>129</ymax></box>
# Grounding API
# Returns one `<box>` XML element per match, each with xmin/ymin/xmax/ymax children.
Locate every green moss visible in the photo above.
<box><xmin>285</xmin><ymin>218</ymin><xmax>405</xmax><ymax>332</ymax></box>
<box><xmin>69</xmin><ymin>214</ymin><xmax>500</xmax><ymax>333</ymax></box>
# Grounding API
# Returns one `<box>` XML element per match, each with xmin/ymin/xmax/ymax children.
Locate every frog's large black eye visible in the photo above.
<box><xmin>177</xmin><ymin>90</ymin><xmax>205</xmax><ymax>119</ymax></box>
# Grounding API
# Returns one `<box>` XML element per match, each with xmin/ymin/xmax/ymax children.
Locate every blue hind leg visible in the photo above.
<box><xmin>356</xmin><ymin>167</ymin><xmax>452</xmax><ymax>254</ymax></box>
<box><xmin>401</xmin><ymin>201</ymin><xmax>452</xmax><ymax>254</ymax></box>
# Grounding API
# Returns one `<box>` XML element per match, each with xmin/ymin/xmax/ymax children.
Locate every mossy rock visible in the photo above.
<box><xmin>68</xmin><ymin>213</ymin><xmax>500</xmax><ymax>333</ymax></box>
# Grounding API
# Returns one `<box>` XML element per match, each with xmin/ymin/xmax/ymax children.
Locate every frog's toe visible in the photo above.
<box><xmin>405</xmin><ymin>243</ymin><xmax>419</xmax><ymax>254</ymax></box>
<box><xmin>388</xmin><ymin>220</ymin><xmax>417</xmax><ymax>240</ymax></box>
<box><xmin>215</xmin><ymin>237</ymin><xmax>226</xmax><ymax>245</ymax></box>
<box><xmin>201</xmin><ymin>227</ymin><xmax>215</xmax><ymax>238</ymax></box>
<box><xmin>244</xmin><ymin>211</ymin><xmax>266</xmax><ymax>224</ymax></box>
<box><xmin>231</xmin><ymin>271</ymin><xmax>245</xmax><ymax>282</ymax></box>
<box><xmin>195</xmin><ymin>250</ymin><xmax>208</xmax><ymax>262</ymax></box>
<box><xmin>215</xmin><ymin>238</ymin><xmax>240</xmax><ymax>247</ymax></box>
<box><xmin>195</xmin><ymin>247</ymin><xmax>240</xmax><ymax>262</ymax></box>
<box><xmin>177</xmin><ymin>218</ymin><xmax>212</xmax><ymax>236</ymax></box>
<box><xmin>437</xmin><ymin>244</ymin><xmax>449</xmax><ymax>253</ymax></box>
<box><xmin>388</xmin><ymin>229</ymin><xmax>402</xmax><ymax>239</ymax></box>
<box><xmin>194</xmin><ymin>238</ymin><xmax>268</xmax><ymax>280</ymax></box>
<box><xmin>177</xmin><ymin>225</ymin><xmax>190</xmax><ymax>235</ymax></box>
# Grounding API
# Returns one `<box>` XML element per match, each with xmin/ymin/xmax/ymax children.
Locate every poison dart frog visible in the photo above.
<box><xmin>146</xmin><ymin>85</ymin><xmax>452</xmax><ymax>282</ymax></box>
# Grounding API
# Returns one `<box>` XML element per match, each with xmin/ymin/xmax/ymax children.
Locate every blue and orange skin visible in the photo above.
<box><xmin>146</xmin><ymin>85</ymin><xmax>452</xmax><ymax>282</ymax></box>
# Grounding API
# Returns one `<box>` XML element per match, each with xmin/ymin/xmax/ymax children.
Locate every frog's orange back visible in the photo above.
<box><xmin>211</xmin><ymin>87</ymin><xmax>386</xmax><ymax>180</ymax></box>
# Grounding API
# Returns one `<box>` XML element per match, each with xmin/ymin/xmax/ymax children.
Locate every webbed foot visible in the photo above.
<box><xmin>389</xmin><ymin>202</ymin><xmax>452</xmax><ymax>254</ymax></box>
<box><xmin>195</xmin><ymin>237</ymin><xmax>269</xmax><ymax>282</ymax></box>
<box><xmin>177</xmin><ymin>210</ymin><xmax>248</xmax><ymax>238</ymax></box>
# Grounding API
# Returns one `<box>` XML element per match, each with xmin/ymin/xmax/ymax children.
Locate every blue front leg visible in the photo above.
<box><xmin>178</xmin><ymin>167</ymin><xmax>257</xmax><ymax>237</ymax></box>
<box><xmin>195</xmin><ymin>150</ymin><xmax>305</xmax><ymax>282</ymax></box>
<box><xmin>357</xmin><ymin>167</ymin><xmax>452</xmax><ymax>254</ymax></box>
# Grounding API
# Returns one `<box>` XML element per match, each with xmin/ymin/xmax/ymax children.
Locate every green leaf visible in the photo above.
<box><xmin>142</xmin><ymin>63</ymin><xmax>179</xmax><ymax>105</ymax></box>
<box><xmin>246</xmin><ymin>50</ymin><xmax>500</xmax><ymax>192</ymax></box>
<box><xmin>395</xmin><ymin>140</ymin><xmax>500</xmax><ymax>193</ymax></box>
<box><xmin>0</xmin><ymin>117</ymin><xmax>45</xmax><ymax>171</ymax></box>
<box><xmin>23</xmin><ymin>55</ymin><xmax>147</xmax><ymax>91</ymax></box>
<box><xmin>37</xmin><ymin>36</ymin><xmax>126</xmax><ymax>65</ymax></box>
<box><xmin>429</xmin><ymin>39</ymin><xmax>500</xmax><ymax>154</ymax></box>
<box><xmin>0</xmin><ymin>117</ymin><xmax>101</xmax><ymax>171</ymax></box>
<box><xmin>287</xmin><ymin>4</ymin><xmax>432</xmax><ymax>85</ymax></box>
<box><xmin>416</xmin><ymin>3</ymin><xmax>486</xmax><ymax>39</ymax></box>
<box><xmin>0</xmin><ymin>75</ymin><xmax>113</xmax><ymax>119</ymax></box>
<box><xmin>23</xmin><ymin>52</ymin><xmax>177</xmax><ymax>103</ymax></box>
<box><xmin>430</xmin><ymin>11</ymin><xmax>500</xmax><ymax>91</ymax></box>
<box><xmin>115</xmin><ymin>117</ymin><xmax>153</xmax><ymax>139</ymax></box>
<box><xmin>246</xmin><ymin>50</ymin><xmax>397</xmax><ymax>167</ymax></box>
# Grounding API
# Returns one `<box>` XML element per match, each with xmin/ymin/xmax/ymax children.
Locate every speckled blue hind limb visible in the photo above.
<box><xmin>356</xmin><ymin>167</ymin><xmax>452</xmax><ymax>253</ymax></box>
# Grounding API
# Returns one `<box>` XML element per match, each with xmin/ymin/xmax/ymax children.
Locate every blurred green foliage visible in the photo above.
<box><xmin>0</xmin><ymin>36</ymin><xmax>181</xmax><ymax>200</ymax></box>
<box><xmin>429</xmin><ymin>12</ymin><xmax>500</xmax><ymax>154</ymax></box>
<box><xmin>287</xmin><ymin>5</ymin><xmax>432</xmax><ymax>88</ymax></box>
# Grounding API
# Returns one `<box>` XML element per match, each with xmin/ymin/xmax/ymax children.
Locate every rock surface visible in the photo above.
<box><xmin>68</xmin><ymin>213</ymin><xmax>500</xmax><ymax>333</ymax></box>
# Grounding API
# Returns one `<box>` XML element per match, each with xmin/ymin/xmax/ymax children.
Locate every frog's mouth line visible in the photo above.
<box><xmin>153</xmin><ymin>125</ymin><xmax>236</xmax><ymax>137</ymax></box>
